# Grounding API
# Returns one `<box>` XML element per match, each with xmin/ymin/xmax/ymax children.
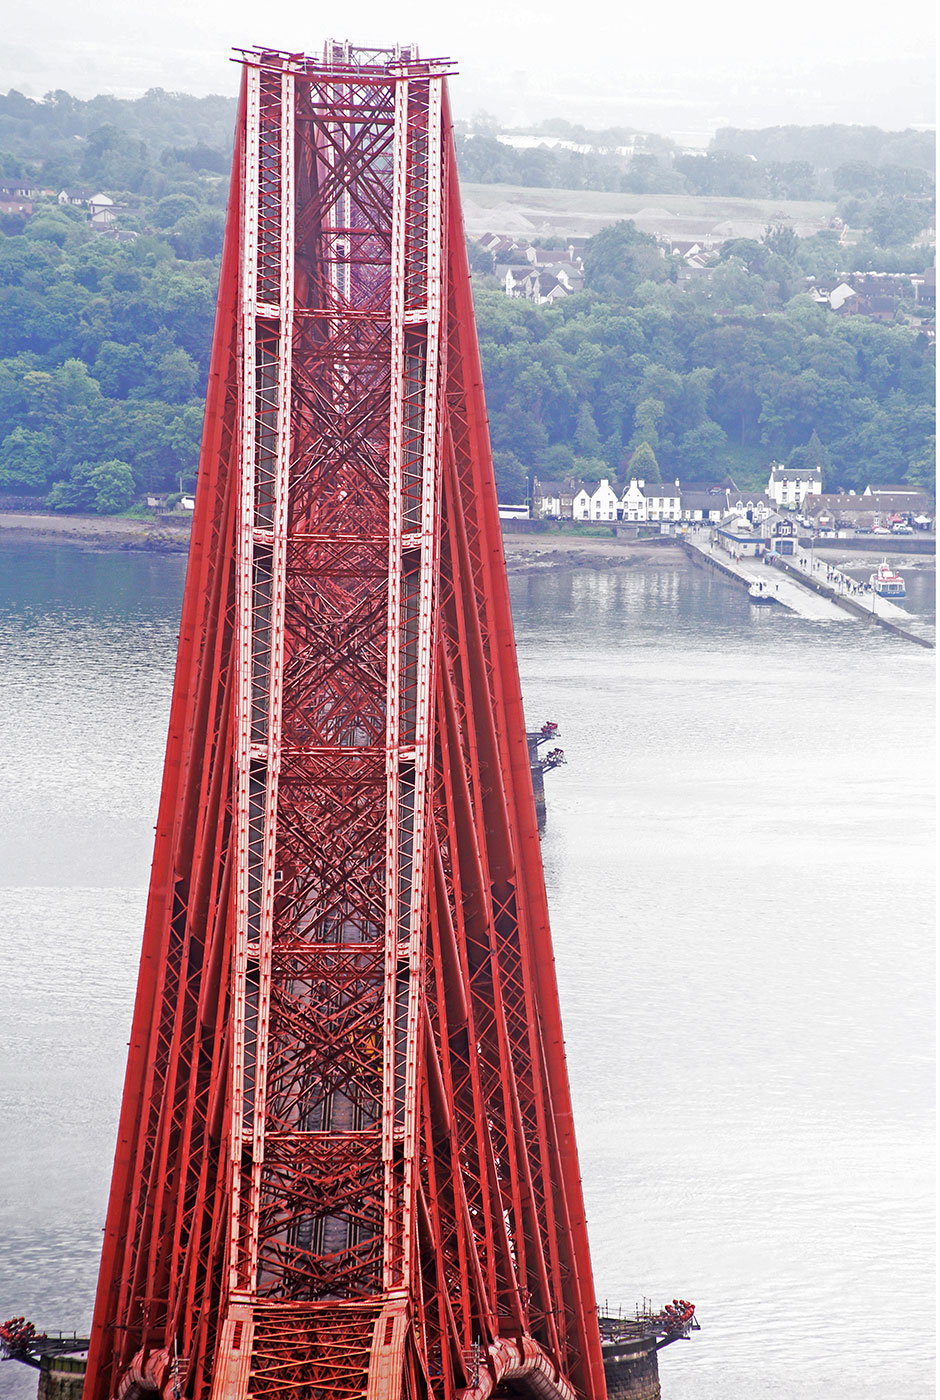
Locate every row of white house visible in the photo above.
<box><xmin>531</xmin><ymin>465</ymin><xmax>823</xmax><ymax>524</ymax></box>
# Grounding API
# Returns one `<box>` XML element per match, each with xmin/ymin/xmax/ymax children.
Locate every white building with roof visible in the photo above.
<box><xmin>643</xmin><ymin>479</ymin><xmax>681</xmax><ymax>522</ymax></box>
<box><xmin>715</xmin><ymin>515</ymin><xmax>766</xmax><ymax>558</ymax></box>
<box><xmin>766</xmin><ymin>464</ymin><xmax>822</xmax><ymax>510</ymax></box>
<box><xmin>620</xmin><ymin>477</ymin><xmax>682</xmax><ymax>523</ymax></box>
<box><xmin>620</xmin><ymin>477</ymin><xmax>647</xmax><ymax>521</ymax></box>
<box><xmin>573</xmin><ymin>478</ymin><xmax>619</xmax><ymax>521</ymax></box>
<box><xmin>679</xmin><ymin>491</ymin><xmax>724</xmax><ymax>523</ymax></box>
<box><xmin>727</xmin><ymin>490</ymin><xmax>775</xmax><ymax>522</ymax></box>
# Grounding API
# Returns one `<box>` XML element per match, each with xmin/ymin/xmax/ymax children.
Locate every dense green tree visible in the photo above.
<box><xmin>712</xmin><ymin>124</ymin><xmax>935</xmax><ymax>172</ymax></box>
<box><xmin>0</xmin><ymin>425</ymin><xmax>54</xmax><ymax>489</ymax></box>
<box><xmin>55</xmin><ymin>357</ymin><xmax>102</xmax><ymax>408</ymax></box>
<box><xmin>573</xmin><ymin>403</ymin><xmax>602</xmax><ymax>457</ymax></box>
<box><xmin>47</xmin><ymin>457</ymin><xmax>135</xmax><ymax>512</ymax></box>
<box><xmin>154</xmin><ymin>348</ymin><xmax>199</xmax><ymax>402</ymax></box>
<box><xmin>583</xmin><ymin>221</ymin><xmax>666</xmax><ymax>300</ymax></box>
<box><xmin>622</xmin><ymin>153</ymin><xmax>683</xmax><ymax>194</ymax></box>
<box><xmin>89</xmin><ymin>458</ymin><xmax>136</xmax><ymax>512</ymax></box>
<box><xmin>630</xmin><ymin>398</ymin><xmax>664</xmax><ymax>452</ymax></box>
<box><xmin>788</xmin><ymin>428</ymin><xmax>832</xmax><ymax>473</ymax></box>
<box><xmin>94</xmin><ymin>340</ymin><xmax>144</xmax><ymax>398</ymax></box>
<box><xmin>868</xmin><ymin>198</ymin><xmax>931</xmax><ymax>247</ymax></box>
<box><xmin>166</xmin><ymin>209</ymin><xmax>225</xmax><ymax>260</ymax></box>
<box><xmin>161</xmin><ymin>143</ymin><xmax>229</xmax><ymax>174</ymax></box>
<box><xmin>602</xmin><ymin>427</ymin><xmax>625</xmax><ymax>478</ymax></box>
<box><xmin>763</xmin><ymin>224</ymin><xmax>799</xmax><ymax>261</ymax></box>
<box><xmin>467</xmin><ymin>238</ymin><xmax>495</xmax><ymax>276</ymax></box>
<box><xmin>22</xmin><ymin>208</ymin><xmax>78</xmax><ymax>247</ymax></box>
<box><xmin>152</xmin><ymin>193</ymin><xmax>200</xmax><ymax>228</ymax></box>
<box><xmin>628</xmin><ymin>441</ymin><xmax>661</xmax><ymax>483</ymax></box>
<box><xmin>492</xmin><ymin>450</ymin><xmax>527</xmax><ymax>502</ymax></box>
<box><xmin>795</xmin><ymin>231</ymin><xmax>844</xmax><ymax>281</ymax></box>
<box><xmin>678</xmin><ymin>421</ymin><xmax>728</xmax><ymax>475</ymax></box>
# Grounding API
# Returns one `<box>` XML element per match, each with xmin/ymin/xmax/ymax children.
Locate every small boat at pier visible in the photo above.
<box><xmin>870</xmin><ymin>559</ymin><xmax>906</xmax><ymax>598</ymax></box>
<box><xmin>748</xmin><ymin>582</ymin><xmax>775</xmax><ymax>605</ymax></box>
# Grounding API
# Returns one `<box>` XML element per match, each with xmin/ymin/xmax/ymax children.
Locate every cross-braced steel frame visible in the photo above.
<box><xmin>83</xmin><ymin>42</ymin><xmax>606</xmax><ymax>1400</ymax></box>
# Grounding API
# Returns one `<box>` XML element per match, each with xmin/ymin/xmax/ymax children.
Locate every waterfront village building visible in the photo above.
<box><xmin>803</xmin><ymin>489</ymin><xmax>932</xmax><ymax>530</ymax></box>
<box><xmin>726</xmin><ymin>491</ymin><xmax>775</xmax><ymax>523</ymax></box>
<box><xmin>679</xmin><ymin>491</ymin><xmax>724</xmax><ymax>523</ymax></box>
<box><xmin>766</xmin><ymin>463</ymin><xmax>823</xmax><ymax>509</ymax></box>
<box><xmin>573</xmin><ymin>478</ymin><xmax>619</xmax><ymax>521</ymax></box>
<box><xmin>530</xmin><ymin>470</ymin><xmax>848</xmax><ymax>528</ymax></box>
<box><xmin>864</xmin><ymin>483</ymin><xmax>925</xmax><ymax>497</ymax></box>
<box><xmin>620</xmin><ymin>478</ymin><xmax>682</xmax><ymax>523</ymax></box>
<box><xmin>531</xmin><ymin>478</ymin><xmax>575</xmax><ymax>519</ymax></box>
<box><xmin>762</xmin><ymin>512</ymin><xmax>797</xmax><ymax>555</ymax></box>
<box><xmin>715</xmin><ymin>515</ymin><xmax>765</xmax><ymax>558</ymax></box>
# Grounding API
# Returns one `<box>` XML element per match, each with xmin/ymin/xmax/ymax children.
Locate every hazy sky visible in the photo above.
<box><xmin>1</xmin><ymin>0</ymin><xmax>935</xmax><ymax>140</ymax></box>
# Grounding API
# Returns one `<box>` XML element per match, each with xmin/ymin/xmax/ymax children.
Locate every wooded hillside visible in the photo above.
<box><xmin>0</xmin><ymin>88</ymin><xmax>934</xmax><ymax>511</ymax></box>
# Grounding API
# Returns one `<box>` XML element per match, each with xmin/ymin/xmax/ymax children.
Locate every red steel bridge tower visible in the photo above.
<box><xmin>83</xmin><ymin>42</ymin><xmax>607</xmax><ymax>1400</ymax></box>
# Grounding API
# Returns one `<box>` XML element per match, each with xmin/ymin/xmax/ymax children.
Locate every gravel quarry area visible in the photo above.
<box><xmin>459</xmin><ymin>182</ymin><xmax>837</xmax><ymax>241</ymax></box>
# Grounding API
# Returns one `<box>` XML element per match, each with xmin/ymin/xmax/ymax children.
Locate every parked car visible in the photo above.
<box><xmin>891</xmin><ymin>524</ymin><xmax>914</xmax><ymax>534</ymax></box>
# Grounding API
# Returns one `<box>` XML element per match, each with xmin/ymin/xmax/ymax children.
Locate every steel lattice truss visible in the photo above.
<box><xmin>84</xmin><ymin>42</ymin><xmax>606</xmax><ymax>1400</ymax></box>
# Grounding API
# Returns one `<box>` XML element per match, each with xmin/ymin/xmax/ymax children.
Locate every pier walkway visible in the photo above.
<box><xmin>783</xmin><ymin>546</ymin><xmax>915</xmax><ymax>621</ymax></box>
<box><xmin>684</xmin><ymin>533</ymin><xmax>850</xmax><ymax>621</ymax></box>
<box><xmin>684</xmin><ymin>530</ymin><xmax>934</xmax><ymax>647</ymax></box>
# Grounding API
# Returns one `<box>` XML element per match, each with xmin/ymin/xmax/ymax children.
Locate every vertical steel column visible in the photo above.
<box><xmin>400</xmin><ymin>75</ymin><xmax>445</xmax><ymax>1295</ymax></box>
<box><xmin>226</xmin><ymin>44</ymin><xmax>294</xmax><ymax>1338</ymax></box>
<box><xmin>383</xmin><ymin>70</ymin><xmax>408</xmax><ymax>1290</ymax></box>
<box><xmin>383</xmin><ymin>70</ymin><xmax>447</xmax><ymax>1292</ymax></box>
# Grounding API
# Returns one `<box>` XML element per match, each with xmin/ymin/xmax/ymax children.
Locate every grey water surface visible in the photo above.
<box><xmin>0</xmin><ymin>543</ymin><xmax>934</xmax><ymax>1400</ymax></box>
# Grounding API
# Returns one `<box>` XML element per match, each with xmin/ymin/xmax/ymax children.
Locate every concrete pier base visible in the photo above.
<box><xmin>527</xmin><ymin>733</ymin><xmax>547</xmax><ymax>830</ymax></box>
<box><xmin>37</xmin><ymin>1353</ymin><xmax>86</xmax><ymax>1400</ymax></box>
<box><xmin>604</xmin><ymin>1345</ymin><xmax>662</xmax><ymax>1400</ymax></box>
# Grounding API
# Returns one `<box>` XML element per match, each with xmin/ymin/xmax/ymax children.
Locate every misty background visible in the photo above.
<box><xmin>1</xmin><ymin>0</ymin><xmax>935</xmax><ymax>143</ymax></box>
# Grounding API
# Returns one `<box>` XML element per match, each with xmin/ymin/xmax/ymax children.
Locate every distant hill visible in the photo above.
<box><xmin>0</xmin><ymin>88</ymin><xmax>236</xmax><ymax>172</ymax></box>
<box><xmin>712</xmin><ymin>124</ymin><xmax>935</xmax><ymax>172</ymax></box>
<box><xmin>3</xmin><ymin>89</ymin><xmax>934</xmax><ymax>204</ymax></box>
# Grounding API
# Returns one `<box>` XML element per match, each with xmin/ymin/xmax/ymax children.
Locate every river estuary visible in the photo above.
<box><xmin>0</xmin><ymin>543</ymin><xmax>934</xmax><ymax>1400</ymax></box>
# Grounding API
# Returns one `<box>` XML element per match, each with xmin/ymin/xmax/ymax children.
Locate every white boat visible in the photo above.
<box><xmin>870</xmin><ymin>559</ymin><xmax>906</xmax><ymax>598</ymax></box>
<box><xmin>748</xmin><ymin>582</ymin><xmax>775</xmax><ymax>605</ymax></box>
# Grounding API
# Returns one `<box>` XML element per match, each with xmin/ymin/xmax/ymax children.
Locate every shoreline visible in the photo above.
<box><xmin>0</xmin><ymin>510</ymin><xmax>193</xmax><ymax>552</ymax></box>
<box><xmin>1</xmin><ymin>511</ymin><xmax>934</xmax><ymax>578</ymax></box>
<box><xmin>0</xmin><ymin>510</ymin><xmax>690</xmax><ymax>570</ymax></box>
<box><xmin>502</xmin><ymin>532</ymin><xmax>689</xmax><ymax>573</ymax></box>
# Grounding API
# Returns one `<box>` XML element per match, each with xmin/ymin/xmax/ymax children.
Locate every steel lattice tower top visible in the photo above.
<box><xmin>83</xmin><ymin>42</ymin><xmax>606</xmax><ymax>1400</ymax></box>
